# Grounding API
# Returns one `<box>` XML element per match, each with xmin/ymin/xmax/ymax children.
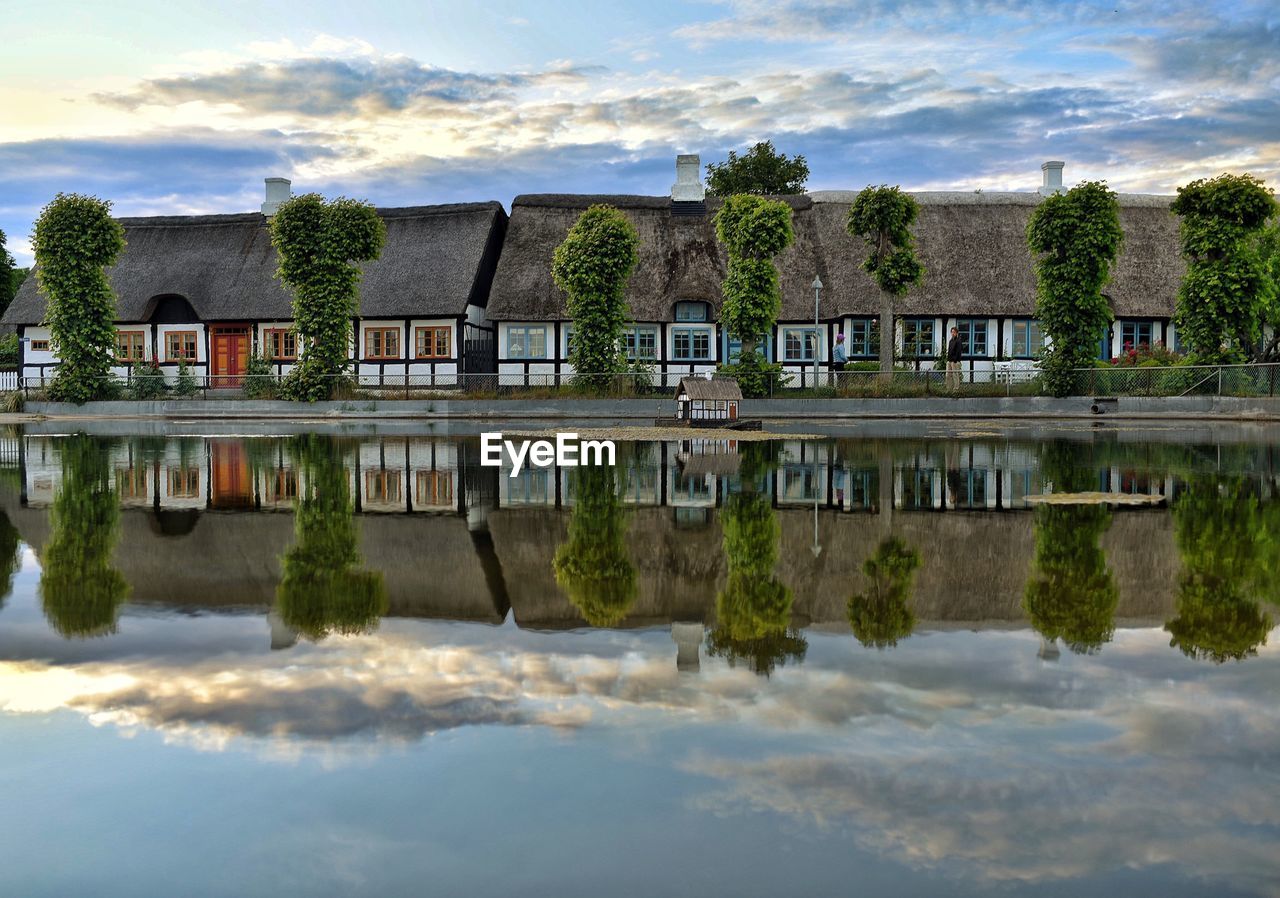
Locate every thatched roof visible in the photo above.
<box><xmin>678</xmin><ymin>376</ymin><xmax>742</xmax><ymax>401</ymax></box>
<box><xmin>486</xmin><ymin>191</ymin><xmax>1184</xmax><ymax>322</ymax></box>
<box><xmin>2</xmin><ymin>203</ymin><xmax>508</xmax><ymax>326</ymax></box>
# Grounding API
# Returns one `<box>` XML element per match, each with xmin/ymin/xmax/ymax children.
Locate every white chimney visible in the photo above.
<box><xmin>671</xmin><ymin>154</ymin><xmax>705</xmax><ymax>202</ymax></box>
<box><xmin>1039</xmin><ymin>161</ymin><xmax>1065</xmax><ymax>196</ymax></box>
<box><xmin>261</xmin><ymin>177</ymin><xmax>292</xmax><ymax>215</ymax></box>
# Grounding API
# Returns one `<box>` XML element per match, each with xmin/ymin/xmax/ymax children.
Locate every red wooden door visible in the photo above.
<box><xmin>212</xmin><ymin>330</ymin><xmax>250</xmax><ymax>387</ymax></box>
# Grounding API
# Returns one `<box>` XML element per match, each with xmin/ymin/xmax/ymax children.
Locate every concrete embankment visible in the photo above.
<box><xmin>20</xmin><ymin>394</ymin><xmax>1280</xmax><ymax>421</ymax></box>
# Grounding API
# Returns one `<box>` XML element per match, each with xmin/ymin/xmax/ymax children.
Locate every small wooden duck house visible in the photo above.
<box><xmin>675</xmin><ymin>376</ymin><xmax>742</xmax><ymax>423</ymax></box>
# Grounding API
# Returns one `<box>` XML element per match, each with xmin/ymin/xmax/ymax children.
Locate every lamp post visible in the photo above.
<box><xmin>811</xmin><ymin>275</ymin><xmax>823</xmax><ymax>389</ymax></box>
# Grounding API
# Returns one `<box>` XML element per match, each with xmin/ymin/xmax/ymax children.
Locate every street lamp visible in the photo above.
<box><xmin>811</xmin><ymin>275</ymin><xmax>823</xmax><ymax>389</ymax></box>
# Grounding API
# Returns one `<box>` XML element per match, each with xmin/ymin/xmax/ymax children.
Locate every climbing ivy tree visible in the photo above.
<box><xmin>551</xmin><ymin>204</ymin><xmax>639</xmax><ymax>390</ymax></box>
<box><xmin>1022</xmin><ymin>441</ymin><xmax>1119</xmax><ymax>654</ymax></box>
<box><xmin>277</xmin><ymin>434</ymin><xmax>387</xmax><ymax>639</ymax></box>
<box><xmin>40</xmin><ymin>435</ymin><xmax>129</xmax><ymax>637</ymax></box>
<box><xmin>1171</xmin><ymin>174</ymin><xmax>1277</xmax><ymax>363</ymax></box>
<box><xmin>706</xmin><ymin>443</ymin><xmax>806</xmax><ymax>675</ymax></box>
<box><xmin>32</xmin><ymin>194</ymin><xmax>126</xmax><ymax>403</ymax></box>
<box><xmin>1256</xmin><ymin>217</ymin><xmax>1280</xmax><ymax>361</ymax></box>
<box><xmin>553</xmin><ymin>463</ymin><xmax>637</xmax><ymax>626</ymax></box>
<box><xmin>847</xmin><ymin>536</ymin><xmax>921</xmax><ymax>649</ymax></box>
<box><xmin>269</xmin><ymin>195</ymin><xmax>386</xmax><ymax>401</ymax></box>
<box><xmin>1166</xmin><ymin>477</ymin><xmax>1275</xmax><ymax>663</ymax></box>
<box><xmin>1027</xmin><ymin>181</ymin><xmax>1123</xmax><ymax>396</ymax></box>
<box><xmin>847</xmin><ymin>186</ymin><xmax>924</xmax><ymax>376</ymax></box>
<box><xmin>715</xmin><ymin>195</ymin><xmax>794</xmax><ymax>396</ymax></box>
<box><xmin>0</xmin><ymin>228</ymin><xmax>16</xmax><ymax>315</ymax></box>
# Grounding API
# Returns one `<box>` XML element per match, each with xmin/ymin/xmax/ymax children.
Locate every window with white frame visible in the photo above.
<box><xmin>1121</xmin><ymin>321</ymin><xmax>1153</xmax><ymax>351</ymax></box>
<box><xmin>847</xmin><ymin>318</ymin><xmax>874</xmax><ymax>357</ymax></box>
<box><xmin>782</xmin><ymin>327</ymin><xmax>819</xmax><ymax>362</ymax></box>
<box><xmin>956</xmin><ymin>319</ymin><xmax>988</xmax><ymax>357</ymax></box>
<box><xmin>508</xmin><ymin>325</ymin><xmax>549</xmax><ymax>359</ymax></box>
<box><xmin>902</xmin><ymin>318</ymin><xmax>935</xmax><ymax>357</ymax></box>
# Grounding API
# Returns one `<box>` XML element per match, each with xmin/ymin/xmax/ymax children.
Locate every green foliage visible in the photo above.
<box><xmin>1027</xmin><ymin>181</ymin><xmax>1123</xmax><ymax>397</ymax></box>
<box><xmin>715</xmin><ymin>194</ymin><xmax>794</xmax><ymax>396</ymax></box>
<box><xmin>706</xmin><ymin>450</ymin><xmax>805</xmax><ymax>675</ymax></box>
<box><xmin>1257</xmin><ymin>217</ymin><xmax>1280</xmax><ymax>360</ymax></box>
<box><xmin>1166</xmin><ymin>478</ymin><xmax>1275</xmax><ymax>662</ymax></box>
<box><xmin>173</xmin><ymin>359</ymin><xmax>199</xmax><ymax>397</ymax></box>
<box><xmin>0</xmin><ymin>508</ymin><xmax>20</xmax><ymax>611</ymax></box>
<box><xmin>1023</xmin><ymin>441</ymin><xmax>1119</xmax><ymax>653</ymax></box>
<box><xmin>276</xmin><ymin>435</ymin><xmax>387</xmax><ymax>639</ymax></box>
<box><xmin>553</xmin><ymin>463</ymin><xmax>636</xmax><ymax>626</ymax></box>
<box><xmin>551</xmin><ymin>205</ymin><xmax>639</xmax><ymax>389</ymax></box>
<box><xmin>241</xmin><ymin>350</ymin><xmax>276</xmax><ymax>399</ymax></box>
<box><xmin>846</xmin><ymin>186</ymin><xmax>924</xmax><ymax>297</ymax></box>
<box><xmin>0</xmin><ymin>333</ymin><xmax>18</xmax><ymax>370</ymax></box>
<box><xmin>32</xmin><ymin>194</ymin><xmax>127</xmax><ymax>403</ymax></box>
<box><xmin>39</xmin><ymin>435</ymin><xmax>129</xmax><ymax>637</ymax></box>
<box><xmin>1171</xmin><ymin>174</ymin><xmax>1278</xmax><ymax>363</ymax></box>
<box><xmin>705</xmin><ymin>141</ymin><xmax>809</xmax><ymax>197</ymax></box>
<box><xmin>269</xmin><ymin>194</ymin><xmax>386</xmax><ymax>401</ymax></box>
<box><xmin>126</xmin><ymin>360</ymin><xmax>168</xmax><ymax>399</ymax></box>
<box><xmin>0</xmin><ymin>228</ymin><xmax>15</xmax><ymax>314</ymax></box>
<box><xmin>847</xmin><ymin>536</ymin><xmax>920</xmax><ymax>648</ymax></box>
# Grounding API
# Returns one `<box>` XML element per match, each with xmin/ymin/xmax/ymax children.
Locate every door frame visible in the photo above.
<box><xmin>210</xmin><ymin>323</ymin><xmax>252</xmax><ymax>387</ymax></box>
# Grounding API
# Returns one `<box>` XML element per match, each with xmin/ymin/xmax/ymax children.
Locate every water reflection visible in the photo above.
<box><xmin>276</xmin><ymin>435</ymin><xmax>387</xmax><ymax>640</ymax></box>
<box><xmin>39</xmin><ymin>435</ymin><xmax>129</xmax><ymax>637</ymax></box>
<box><xmin>553</xmin><ymin>464</ymin><xmax>637</xmax><ymax>626</ymax></box>
<box><xmin>847</xmin><ymin>536</ymin><xmax>921</xmax><ymax>648</ymax></box>
<box><xmin>1167</xmin><ymin>477</ymin><xmax>1277</xmax><ymax>662</ymax></box>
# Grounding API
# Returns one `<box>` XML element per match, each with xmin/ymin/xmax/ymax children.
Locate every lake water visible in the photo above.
<box><xmin>0</xmin><ymin>422</ymin><xmax>1276</xmax><ymax>897</ymax></box>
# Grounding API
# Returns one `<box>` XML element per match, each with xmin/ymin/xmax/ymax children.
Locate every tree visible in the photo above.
<box><xmin>705</xmin><ymin>141</ymin><xmax>809</xmax><ymax>197</ymax></box>
<box><xmin>715</xmin><ymin>194</ymin><xmax>794</xmax><ymax>396</ymax></box>
<box><xmin>39</xmin><ymin>435</ymin><xmax>129</xmax><ymax>637</ymax></box>
<box><xmin>706</xmin><ymin>443</ymin><xmax>805</xmax><ymax>675</ymax></box>
<box><xmin>551</xmin><ymin>204</ymin><xmax>640</xmax><ymax>389</ymax></box>
<box><xmin>847</xmin><ymin>536</ymin><xmax>920</xmax><ymax>649</ymax></box>
<box><xmin>1256</xmin><ymin>217</ymin><xmax>1280</xmax><ymax>361</ymax></box>
<box><xmin>0</xmin><ymin>228</ymin><xmax>15</xmax><ymax>315</ymax></box>
<box><xmin>1027</xmin><ymin>181</ymin><xmax>1123</xmax><ymax>396</ymax></box>
<box><xmin>847</xmin><ymin>186</ymin><xmax>925</xmax><ymax>377</ymax></box>
<box><xmin>1171</xmin><ymin>174</ymin><xmax>1277</xmax><ymax>363</ymax></box>
<box><xmin>269</xmin><ymin>195</ymin><xmax>386</xmax><ymax>401</ymax></box>
<box><xmin>1165</xmin><ymin>477</ymin><xmax>1274</xmax><ymax>663</ymax></box>
<box><xmin>553</xmin><ymin>463</ymin><xmax>636</xmax><ymax>626</ymax></box>
<box><xmin>1022</xmin><ymin>441</ymin><xmax>1118</xmax><ymax>654</ymax></box>
<box><xmin>32</xmin><ymin>194</ymin><xmax>127</xmax><ymax>403</ymax></box>
<box><xmin>0</xmin><ymin>508</ymin><xmax>21</xmax><ymax>612</ymax></box>
<box><xmin>276</xmin><ymin>435</ymin><xmax>387</xmax><ymax>639</ymax></box>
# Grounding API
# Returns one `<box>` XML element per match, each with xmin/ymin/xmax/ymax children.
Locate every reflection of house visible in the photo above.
<box><xmin>3</xmin><ymin>180</ymin><xmax>507</xmax><ymax>386</ymax></box>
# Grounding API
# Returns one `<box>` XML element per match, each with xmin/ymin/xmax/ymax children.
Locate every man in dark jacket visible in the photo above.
<box><xmin>946</xmin><ymin>326</ymin><xmax>963</xmax><ymax>389</ymax></box>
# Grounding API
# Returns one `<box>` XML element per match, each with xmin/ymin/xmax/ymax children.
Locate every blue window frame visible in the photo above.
<box><xmin>1121</xmin><ymin>321</ymin><xmax>1153</xmax><ymax>351</ymax></box>
<box><xmin>722</xmin><ymin>333</ymin><xmax>773</xmax><ymax>363</ymax></box>
<box><xmin>625</xmin><ymin>326</ymin><xmax>658</xmax><ymax>360</ymax></box>
<box><xmin>1010</xmin><ymin>319</ymin><xmax>1044</xmax><ymax>358</ymax></box>
<box><xmin>782</xmin><ymin>326</ymin><xmax>819</xmax><ymax>362</ymax></box>
<box><xmin>507</xmin><ymin>325</ymin><xmax>549</xmax><ymax>360</ymax></box>
<box><xmin>1099</xmin><ymin>325</ymin><xmax>1112</xmax><ymax>360</ymax></box>
<box><xmin>902</xmin><ymin>318</ymin><xmax>935</xmax><ymax>357</ymax></box>
<box><xmin>956</xmin><ymin>319</ymin><xmax>988</xmax><ymax>357</ymax></box>
<box><xmin>673</xmin><ymin>327</ymin><xmax>712</xmax><ymax>361</ymax></box>
<box><xmin>675</xmin><ymin>301</ymin><xmax>708</xmax><ymax>322</ymax></box>
<box><xmin>846</xmin><ymin>318</ymin><xmax>874</xmax><ymax>357</ymax></box>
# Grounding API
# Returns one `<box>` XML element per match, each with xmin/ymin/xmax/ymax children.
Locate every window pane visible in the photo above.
<box><xmin>529</xmin><ymin>328</ymin><xmax>546</xmax><ymax>358</ymax></box>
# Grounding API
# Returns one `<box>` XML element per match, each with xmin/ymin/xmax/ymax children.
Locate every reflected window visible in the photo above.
<box><xmin>902</xmin><ymin>468</ymin><xmax>935</xmax><ymax>508</ymax></box>
<box><xmin>365</xmin><ymin>470</ymin><xmax>402</xmax><ymax>504</ymax></box>
<box><xmin>116</xmin><ymin>466</ymin><xmax>148</xmax><ymax>499</ymax></box>
<box><xmin>416</xmin><ymin>470</ymin><xmax>453</xmax><ymax>507</ymax></box>
<box><xmin>167</xmin><ymin>467</ymin><xmax>200</xmax><ymax>499</ymax></box>
<box><xmin>507</xmin><ymin>469</ymin><xmax>550</xmax><ymax>505</ymax></box>
<box><xmin>263</xmin><ymin>469</ymin><xmax>298</xmax><ymax>503</ymax></box>
<box><xmin>781</xmin><ymin>465</ymin><xmax>818</xmax><ymax>501</ymax></box>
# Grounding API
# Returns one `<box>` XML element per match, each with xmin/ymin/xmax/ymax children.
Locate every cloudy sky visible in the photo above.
<box><xmin>2</xmin><ymin>0</ymin><xmax>1277</xmax><ymax>266</ymax></box>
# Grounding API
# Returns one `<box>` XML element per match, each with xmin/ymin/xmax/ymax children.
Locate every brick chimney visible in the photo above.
<box><xmin>261</xmin><ymin>177</ymin><xmax>292</xmax><ymax>215</ymax></box>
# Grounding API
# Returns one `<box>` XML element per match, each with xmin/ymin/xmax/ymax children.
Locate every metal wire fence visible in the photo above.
<box><xmin>11</xmin><ymin>363</ymin><xmax>1280</xmax><ymax>400</ymax></box>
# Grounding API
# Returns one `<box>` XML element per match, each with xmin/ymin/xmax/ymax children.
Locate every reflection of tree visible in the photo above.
<box><xmin>848</xmin><ymin>536</ymin><xmax>920</xmax><ymax>648</ymax></box>
<box><xmin>0</xmin><ymin>507</ymin><xmax>21</xmax><ymax>611</ymax></box>
<box><xmin>553</xmin><ymin>464</ymin><xmax>636</xmax><ymax>626</ymax></box>
<box><xmin>1024</xmin><ymin>442</ymin><xmax>1118</xmax><ymax>654</ymax></box>
<box><xmin>40</xmin><ymin>436</ymin><xmax>129</xmax><ymax>637</ymax></box>
<box><xmin>1166</xmin><ymin>479</ymin><xmax>1274</xmax><ymax>663</ymax></box>
<box><xmin>707</xmin><ymin>443</ymin><xmax>805</xmax><ymax>675</ymax></box>
<box><xmin>276</xmin><ymin>436</ymin><xmax>386</xmax><ymax>640</ymax></box>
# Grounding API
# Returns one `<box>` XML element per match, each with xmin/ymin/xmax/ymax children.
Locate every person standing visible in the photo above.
<box><xmin>946</xmin><ymin>326</ymin><xmax>963</xmax><ymax>390</ymax></box>
<box><xmin>833</xmin><ymin>333</ymin><xmax>847</xmax><ymax>372</ymax></box>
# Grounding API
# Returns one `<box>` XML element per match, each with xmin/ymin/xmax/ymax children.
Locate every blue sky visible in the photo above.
<box><xmin>2</xmin><ymin>0</ymin><xmax>1277</xmax><ymax>266</ymax></box>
